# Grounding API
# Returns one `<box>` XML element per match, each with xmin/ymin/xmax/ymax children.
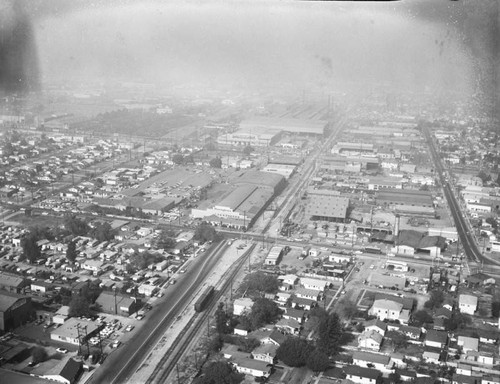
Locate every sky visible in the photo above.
<box><xmin>2</xmin><ymin>0</ymin><xmax>498</xmax><ymax>107</ymax></box>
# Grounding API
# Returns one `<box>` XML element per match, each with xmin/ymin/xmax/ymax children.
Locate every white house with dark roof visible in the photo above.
<box><xmin>352</xmin><ymin>351</ymin><xmax>390</xmax><ymax>371</ymax></box>
<box><xmin>424</xmin><ymin>330</ymin><xmax>448</xmax><ymax>349</ymax></box>
<box><xmin>251</xmin><ymin>343</ymin><xmax>278</xmax><ymax>364</ymax></box>
<box><xmin>344</xmin><ymin>365</ymin><xmax>381</xmax><ymax>384</ymax></box>
<box><xmin>294</xmin><ymin>287</ymin><xmax>321</xmax><ymax>301</ymax></box>
<box><xmin>231</xmin><ymin>357</ymin><xmax>272</xmax><ymax>379</ymax></box>
<box><xmin>364</xmin><ymin>319</ymin><xmax>387</xmax><ymax>336</ymax></box>
<box><xmin>459</xmin><ymin>294</ymin><xmax>477</xmax><ymax>315</ymax></box>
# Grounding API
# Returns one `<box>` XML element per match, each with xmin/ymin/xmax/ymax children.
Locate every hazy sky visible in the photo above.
<box><xmin>21</xmin><ymin>0</ymin><xmax>497</xmax><ymax>98</ymax></box>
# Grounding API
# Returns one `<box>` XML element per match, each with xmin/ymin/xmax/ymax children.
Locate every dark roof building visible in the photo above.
<box><xmin>0</xmin><ymin>291</ymin><xmax>34</xmax><ymax>331</ymax></box>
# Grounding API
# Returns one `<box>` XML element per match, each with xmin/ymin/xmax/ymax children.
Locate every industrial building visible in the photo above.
<box><xmin>306</xmin><ymin>194</ymin><xmax>350</xmax><ymax>222</ymax></box>
<box><xmin>50</xmin><ymin>318</ymin><xmax>102</xmax><ymax>345</ymax></box>
<box><xmin>0</xmin><ymin>292</ymin><xmax>34</xmax><ymax>331</ymax></box>
<box><xmin>239</xmin><ymin>117</ymin><xmax>327</xmax><ymax>136</ymax></box>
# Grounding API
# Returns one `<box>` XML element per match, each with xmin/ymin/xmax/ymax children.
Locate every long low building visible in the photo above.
<box><xmin>239</xmin><ymin>117</ymin><xmax>327</xmax><ymax>136</ymax></box>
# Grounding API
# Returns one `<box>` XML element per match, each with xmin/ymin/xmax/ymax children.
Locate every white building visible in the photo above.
<box><xmin>459</xmin><ymin>294</ymin><xmax>478</xmax><ymax>315</ymax></box>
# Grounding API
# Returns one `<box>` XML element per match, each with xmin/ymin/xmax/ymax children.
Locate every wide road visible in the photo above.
<box><xmin>87</xmin><ymin>240</ymin><xmax>229</xmax><ymax>384</ymax></box>
<box><xmin>422</xmin><ymin>124</ymin><xmax>496</xmax><ymax>265</ymax></box>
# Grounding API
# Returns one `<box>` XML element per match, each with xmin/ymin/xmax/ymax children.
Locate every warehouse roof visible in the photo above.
<box><xmin>306</xmin><ymin>195</ymin><xmax>349</xmax><ymax>219</ymax></box>
<box><xmin>240</xmin><ymin>117</ymin><xmax>327</xmax><ymax>135</ymax></box>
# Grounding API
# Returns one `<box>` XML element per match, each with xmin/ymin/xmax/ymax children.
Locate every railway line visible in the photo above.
<box><xmin>147</xmin><ymin>243</ymin><xmax>257</xmax><ymax>384</ymax></box>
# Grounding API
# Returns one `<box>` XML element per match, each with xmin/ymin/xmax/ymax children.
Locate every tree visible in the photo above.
<box><xmin>339</xmin><ymin>298</ymin><xmax>357</xmax><ymax>319</ymax></box>
<box><xmin>276</xmin><ymin>338</ymin><xmax>313</xmax><ymax>367</ymax></box>
<box><xmin>66</xmin><ymin>241</ymin><xmax>77</xmax><ymax>263</ymax></box>
<box><xmin>201</xmin><ymin>361</ymin><xmax>244</xmax><ymax>384</ymax></box>
<box><xmin>68</xmin><ymin>296</ymin><xmax>91</xmax><ymax>317</ymax></box>
<box><xmin>424</xmin><ymin>290</ymin><xmax>445</xmax><ymax>309</ymax></box>
<box><xmin>317</xmin><ymin>312</ymin><xmax>344</xmax><ymax>356</ymax></box>
<box><xmin>194</xmin><ymin>224</ymin><xmax>221</xmax><ymax>243</ymax></box>
<box><xmin>209</xmin><ymin>157</ymin><xmax>222</xmax><ymax>168</ymax></box>
<box><xmin>155</xmin><ymin>230</ymin><xmax>176</xmax><ymax>250</ymax></box>
<box><xmin>172</xmin><ymin>153</ymin><xmax>184</xmax><ymax>165</ymax></box>
<box><xmin>240</xmin><ymin>271</ymin><xmax>279</xmax><ymax>294</ymax></box>
<box><xmin>64</xmin><ymin>216</ymin><xmax>89</xmax><ymax>236</ymax></box>
<box><xmin>411</xmin><ymin>310</ymin><xmax>433</xmax><ymax>326</ymax></box>
<box><xmin>444</xmin><ymin>312</ymin><xmax>472</xmax><ymax>331</ymax></box>
<box><xmin>21</xmin><ymin>233</ymin><xmax>41</xmax><ymax>263</ymax></box>
<box><xmin>31</xmin><ymin>346</ymin><xmax>48</xmax><ymax>363</ymax></box>
<box><xmin>492</xmin><ymin>301</ymin><xmax>500</xmax><ymax>317</ymax></box>
<box><xmin>306</xmin><ymin>349</ymin><xmax>330</xmax><ymax>373</ymax></box>
<box><xmin>215</xmin><ymin>302</ymin><xmax>230</xmax><ymax>334</ymax></box>
<box><xmin>248</xmin><ymin>298</ymin><xmax>282</xmax><ymax>330</ymax></box>
<box><xmin>386</xmin><ymin>330</ymin><xmax>408</xmax><ymax>350</ymax></box>
<box><xmin>388</xmin><ymin>372</ymin><xmax>402</xmax><ymax>384</ymax></box>
<box><xmin>89</xmin><ymin>222</ymin><xmax>114</xmax><ymax>242</ymax></box>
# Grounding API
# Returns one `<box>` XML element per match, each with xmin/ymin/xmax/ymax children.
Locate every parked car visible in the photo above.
<box><xmin>56</xmin><ymin>348</ymin><xmax>68</xmax><ymax>354</ymax></box>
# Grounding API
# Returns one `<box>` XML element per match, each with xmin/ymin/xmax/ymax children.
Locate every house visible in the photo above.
<box><xmin>369</xmin><ymin>299</ymin><xmax>403</xmax><ymax>321</ymax></box>
<box><xmin>464</xmin><ymin>350</ymin><xmax>494</xmax><ymax>365</ymax></box>
<box><xmin>222</xmin><ymin>344</ymin><xmax>250</xmax><ymax>361</ymax></box>
<box><xmin>424</xmin><ymin>330</ymin><xmax>448</xmax><ymax>349</ymax></box>
<box><xmin>275</xmin><ymin>292</ymin><xmax>292</xmax><ymax>303</ymax></box>
<box><xmin>422</xmin><ymin>347</ymin><xmax>444</xmax><ymax>364</ymax></box>
<box><xmin>352</xmin><ymin>351</ymin><xmax>390</xmax><ymax>371</ymax></box>
<box><xmin>276</xmin><ymin>318</ymin><xmax>301</xmax><ymax>335</ymax></box>
<box><xmin>233</xmin><ymin>298</ymin><xmax>254</xmax><ymax>316</ymax></box>
<box><xmin>290</xmin><ymin>296</ymin><xmax>316</xmax><ymax>311</ymax></box>
<box><xmin>231</xmin><ymin>357</ymin><xmax>272</xmax><ymax>379</ymax></box>
<box><xmin>459</xmin><ymin>294</ymin><xmax>478</xmax><ymax>315</ymax></box>
<box><xmin>364</xmin><ymin>319</ymin><xmax>387</xmax><ymax>336</ymax></box>
<box><xmin>456</xmin><ymin>363</ymin><xmax>473</xmax><ymax>376</ymax></box>
<box><xmin>41</xmin><ymin>358</ymin><xmax>83</xmax><ymax>384</ymax></box>
<box><xmin>477</xmin><ymin>328</ymin><xmax>499</xmax><ymax>344</ymax></box>
<box><xmin>278</xmin><ymin>274</ymin><xmax>298</xmax><ymax>287</ymax></box>
<box><xmin>457</xmin><ymin>336</ymin><xmax>479</xmax><ymax>353</ymax></box>
<box><xmin>31</xmin><ymin>281</ymin><xmax>53</xmax><ymax>294</ymax></box>
<box><xmin>482</xmin><ymin>376</ymin><xmax>500</xmax><ymax>384</ymax></box>
<box><xmin>397</xmin><ymin>369</ymin><xmax>417</xmax><ymax>382</ymax></box>
<box><xmin>251</xmin><ymin>343</ymin><xmax>278</xmax><ymax>364</ymax></box>
<box><xmin>344</xmin><ymin>365</ymin><xmax>381</xmax><ymax>384</ymax></box>
<box><xmin>452</xmin><ymin>374</ymin><xmax>482</xmax><ymax>384</ymax></box>
<box><xmin>265</xmin><ymin>330</ymin><xmax>287</xmax><ymax>346</ymax></box>
<box><xmin>435</xmin><ymin>307</ymin><xmax>452</xmax><ymax>319</ymax></box>
<box><xmin>294</xmin><ymin>287</ymin><xmax>321</xmax><ymax>301</ymax></box>
<box><xmin>53</xmin><ymin>306</ymin><xmax>70</xmax><ymax>325</ymax></box>
<box><xmin>392</xmin><ymin>324</ymin><xmax>421</xmax><ymax>340</ymax></box>
<box><xmin>233</xmin><ymin>324</ymin><xmax>249</xmax><ymax>336</ymax></box>
<box><xmin>300</xmin><ymin>277</ymin><xmax>329</xmax><ymax>291</ymax></box>
<box><xmin>358</xmin><ymin>330</ymin><xmax>383</xmax><ymax>351</ymax></box>
<box><xmin>466</xmin><ymin>273</ymin><xmax>496</xmax><ymax>288</ymax></box>
<box><xmin>283</xmin><ymin>308</ymin><xmax>306</xmax><ymax>324</ymax></box>
<box><xmin>390</xmin><ymin>353</ymin><xmax>406</xmax><ymax>369</ymax></box>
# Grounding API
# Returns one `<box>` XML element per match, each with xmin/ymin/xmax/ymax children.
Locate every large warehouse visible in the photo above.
<box><xmin>306</xmin><ymin>194</ymin><xmax>350</xmax><ymax>222</ymax></box>
<box><xmin>191</xmin><ymin>171</ymin><xmax>285</xmax><ymax>230</ymax></box>
<box><xmin>239</xmin><ymin>117</ymin><xmax>327</xmax><ymax>136</ymax></box>
<box><xmin>0</xmin><ymin>292</ymin><xmax>34</xmax><ymax>331</ymax></box>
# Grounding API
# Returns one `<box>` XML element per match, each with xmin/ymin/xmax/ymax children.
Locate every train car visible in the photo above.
<box><xmin>194</xmin><ymin>286</ymin><xmax>215</xmax><ymax>312</ymax></box>
<box><xmin>364</xmin><ymin>246</ymin><xmax>382</xmax><ymax>254</ymax></box>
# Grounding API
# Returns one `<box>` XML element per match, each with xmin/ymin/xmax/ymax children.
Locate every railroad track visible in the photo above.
<box><xmin>147</xmin><ymin>243</ymin><xmax>257</xmax><ymax>384</ymax></box>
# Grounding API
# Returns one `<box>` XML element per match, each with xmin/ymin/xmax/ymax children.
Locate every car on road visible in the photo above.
<box><xmin>136</xmin><ymin>314</ymin><xmax>144</xmax><ymax>320</ymax></box>
<box><xmin>56</xmin><ymin>348</ymin><xmax>68</xmax><ymax>354</ymax></box>
<box><xmin>169</xmin><ymin>279</ymin><xmax>176</xmax><ymax>285</ymax></box>
<box><xmin>125</xmin><ymin>325</ymin><xmax>134</xmax><ymax>332</ymax></box>
<box><xmin>369</xmin><ymin>264</ymin><xmax>375</xmax><ymax>269</ymax></box>
<box><xmin>111</xmin><ymin>341</ymin><xmax>121</xmax><ymax>348</ymax></box>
